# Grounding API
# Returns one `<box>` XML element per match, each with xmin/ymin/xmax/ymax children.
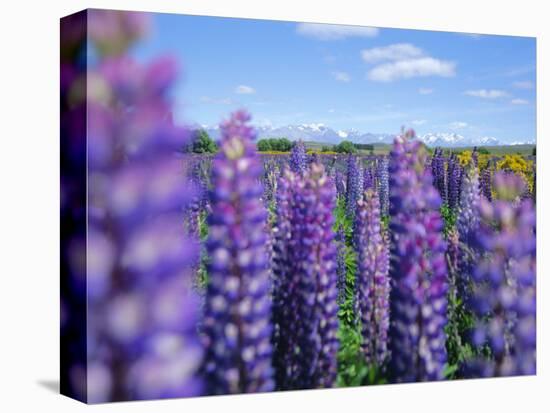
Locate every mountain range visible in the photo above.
<box><xmin>199</xmin><ymin>123</ymin><xmax>534</xmax><ymax>147</ymax></box>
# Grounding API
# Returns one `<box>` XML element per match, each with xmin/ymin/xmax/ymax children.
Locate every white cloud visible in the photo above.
<box><xmin>511</xmin><ymin>98</ymin><xmax>529</xmax><ymax>105</ymax></box>
<box><xmin>200</xmin><ymin>96</ymin><xmax>233</xmax><ymax>105</ymax></box>
<box><xmin>361</xmin><ymin>43</ymin><xmax>424</xmax><ymax>63</ymax></box>
<box><xmin>513</xmin><ymin>80</ymin><xmax>534</xmax><ymax>89</ymax></box>
<box><xmin>450</xmin><ymin>121</ymin><xmax>468</xmax><ymax>129</ymax></box>
<box><xmin>411</xmin><ymin>119</ymin><xmax>427</xmax><ymax>126</ymax></box>
<box><xmin>418</xmin><ymin>88</ymin><xmax>433</xmax><ymax>95</ymax></box>
<box><xmin>361</xmin><ymin>44</ymin><xmax>455</xmax><ymax>83</ymax></box>
<box><xmin>296</xmin><ymin>23</ymin><xmax>379</xmax><ymax>40</ymax></box>
<box><xmin>367</xmin><ymin>58</ymin><xmax>456</xmax><ymax>82</ymax></box>
<box><xmin>328</xmin><ymin>108</ymin><xmax>336</xmax><ymax>113</ymax></box>
<box><xmin>332</xmin><ymin>71</ymin><xmax>351</xmax><ymax>82</ymax></box>
<box><xmin>235</xmin><ymin>85</ymin><xmax>256</xmax><ymax>94</ymax></box>
<box><xmin>464</xmin><ymin>89</ymin><xmax>508</xmax><ymax>99</ymax></box>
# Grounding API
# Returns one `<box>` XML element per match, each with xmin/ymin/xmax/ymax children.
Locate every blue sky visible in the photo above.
<box><xmin>131</xmin><ymin>12</ymin><xmax>536</xmax><ymax>144</ymax></box>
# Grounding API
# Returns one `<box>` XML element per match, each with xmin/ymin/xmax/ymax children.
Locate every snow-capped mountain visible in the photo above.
<box><xmin>478</xmin><ymin>136</ymin><xmax>500</xmax><ymax>146</ymax></box>
<box><xmin>416</xmin><ymin>133</ymin><xmax>503</xmax><ymax>147</ymax></box>
<box><xmin>197</xmin><ymin>123</ymin><xmax>531</xmax><ymax>147</ymax></box>
<box><xmin>509</xmin><ymin>139</ymin><xmax>535</xmax><ymax>146</ymax></box>
<box><xmin>417</xmin><ymin>132</ymin><xmax>467</xmax><ymax>146</ymax></box>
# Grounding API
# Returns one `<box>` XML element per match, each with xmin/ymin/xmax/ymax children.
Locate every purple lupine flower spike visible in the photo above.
<box><xmin>480</xmin><ymin>164</ymin><xmax>493</xmax><ymax>201</ymax></box>
<box><xmin>472</xmin><ymin>147</ymin><xmax>479</xmax><ymax>168</ymax></box>
<box><xmin>363</xmin><ymin>165</ymin><xmax>374</xmax><ymax>191</ymax></box>
<box><xmin>431</xmin><ymin>148</ymin><xmax>447</xmax><ymax>205</ymax></box>
<box><xmin>447</xmin><ymin>153</ymin><xmax>462</xmax><ymax>210</ymax></box>
<box><xmin>261</xmin><ymin>158</ymin><xmax>278</xmax><ymax>210</ymax></box>
<box><xmin>290</xmin><ymin>139</ymin><xmax>307</xmax><ymax>175</ymax></box>
<box><xmin>354</xmin><ymin>188</ymin><xmax>390</xmax><ymax>366</ymax></box>
<box><xmin>184</xmin><ymin>160</ymin><xmax>207</xmax><ymax>239</ymax></box>
<box><xmin>203</xmin><ymin>110</ymin><xmax>274</xmax><ymax>395</ymax></box>
<box><xmin>271</xmin><ymin>169</ymin><xmax>298</xmax><ymax>389</ymax></box>
<box><xmin>458</xmin><ymin>164</ymin><xmax>481</xmax><ymax>241</ymax></box>
<box><xmin>346</xmin><ymin>155</ymin><xmax>363</xmax><ymax>218</ymax></box>
<box><xmin>336</xmin><ymin>227</ymin><xmax>348</xmax><ymax>306</ymax></box>
<box><xmin>335</xmin><ymin>169</ymin><xmax>346</xmax><ymax>199</ymax></box>
<box><xmin>272</xmin><ymin>163</ymin><xmax>339</xmax><ymax>390</ymax></box>
<box><xmin>387</xmin><ymin>129</ymin><xmax>449</xmax><ymax>383</ymax></box>
<box><xmin>465</xmin><ymin>173</ymin><xmax>536</xmax><ymax>377</ymax></box>
<box><xmin>455</xmin><ymin>163</ymin><xmax>482</xmax><ymax>299</ymax></box>
<box><xmin>375</xmin><ymin>157</ymin><xmax>389</xmax><ymax>216</ymax></box>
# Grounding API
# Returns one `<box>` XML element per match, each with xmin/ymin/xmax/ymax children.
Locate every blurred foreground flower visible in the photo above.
<box><xmin>62</xmin><ymin>10</ymin><xmax>203</xmax><ymax>403</ymax></box>
<box><xmin>464</xmin><ymin>172</ymin><xmax>536</xmax><ymax>377</ymax></box>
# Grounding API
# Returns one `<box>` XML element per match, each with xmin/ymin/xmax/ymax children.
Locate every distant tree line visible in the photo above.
<box><xmin>353</xmin><ymin>143</ymin><xmax>374</xmax><ymax>151</ymax></box>
<box><xmin>257</xmin><ymin>139</ymin><xmax>376</xmax><ymax>154</ymax></box>
<box><xmin>183</xmin><ymin>129</ymin><xmax>218</xmax><ymax>154</ymax></box>
<box><xmin>257</xmin><ymin>138</ymin><xmax>293</xmax><ymax>152</ymax></box>
<box><xmin>321</xmin><ymin>141</ymin><xmax>375</xmax><ymax>154</ymax></box>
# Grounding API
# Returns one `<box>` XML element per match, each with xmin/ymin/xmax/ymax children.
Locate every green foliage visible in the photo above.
<box><xmin>265</xmin><ymin>194</ymin><xmax>278</xmax><ymax>226</ymax></box>
<box><xmin>445</xmin><ymin>285</ymin><xmax>477</xmax><ymax>377</ymax></box>
<box><xmin>440</xmin><ymin>204</ymin><xmax>457</xmax><ymax>237</ymax></box>
<box><xmin>333</xmin><ymin>197</ymin><xmax>363</xmax><ymax>385</ymax></box>
<box><xmin>477</xmin><ymin>147</ymin><xmax>490</xmax><ymax>155</ymax></box>
<box><xmin>337</xmin><ymin>243</ymin><xmax>357</xmax><ymax>326</ymax></box>
<box><xmin>439</xmin><ymin>202</ymin><xmax>478</xmax><ymax>378</ymax></box>
<box><xmin>321</xmin><ymin>145</ymin><xmax>333</xmax><ymax>152</ymax></box>
<box><xmin>192</xmin><ymin>129</ymin><xmax>217</xmax><ymax>154</ymax></box>
<box><xmin>333</xmin><ymin>196</ymin><xmax>387</xmax><ymax>386</ymax></box>
<box><xmin>334</xmin><ymin>140</ymin><xmax>358</xmax><ymax>154</ymax></box>
<box><xmin>443</xmin><ymin>363</ymin><xmax>459</xmax><ymax>379</ymax></box>
<box><xmin>444</xmin><ymin>231</ymin><xmax>480</xmax><ymax>378</ymax></box>
<box><xmin>336</xmin><ymin>324</ymin><xmax>368</xmax><ymax>387</ymax></box>
<box><xmin>354</xmin><ymin>143</ymin><xmax>374</xmax><ymax>151</ymax></box>
<box><xmin>257</xmin><ymin>137</ymin><xmax>293</xmax><ymax>152</ymax></box>
<box><xmin>196</xmin><ymin>209</ymin><xmax>210</xmax><ymax>289</ymax></box>
<box><xmin>380</xmin><ymin>214</ymin><xmax>390</xmax><ymax>233</ymax></box>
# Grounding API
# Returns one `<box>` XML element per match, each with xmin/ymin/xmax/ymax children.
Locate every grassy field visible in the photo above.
<box><xmin>303</xmin><ymin>141</ymin><xmax>535</xmax><ymax>156</ymax></box>
<box><xmin>304</xmin><ymin>141</ymin><xmax>391</xmax><ymax>155</ymax></box>
<box><xmin>447</xmin><ymin>144</ymin><xmax>535</xmax><ymax>156</ymax></box>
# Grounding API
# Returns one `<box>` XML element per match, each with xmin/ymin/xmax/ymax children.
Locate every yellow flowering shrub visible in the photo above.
<box><xmin>497</xmin><ymin>154</ymin><xmax>534</xmax><ymax>191</ymax></box>
<box><xmin>457</xmin><ymin>150</ymin><xmax>472</xmax><ymax>166</ymax></box>
<box><xmin>478</xmin><ymin>154</ymin><xmax>490</xmax><ymax>170</ymax></box>
<box><xmin>457</xmin><ymin>150</ymin><xmax>490</xmax><ymax>170</ymax></box>
<box><xmin>258</xmin><ymin>151</ymin><xmax>290</xmax><ymax>155</ymax></box>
